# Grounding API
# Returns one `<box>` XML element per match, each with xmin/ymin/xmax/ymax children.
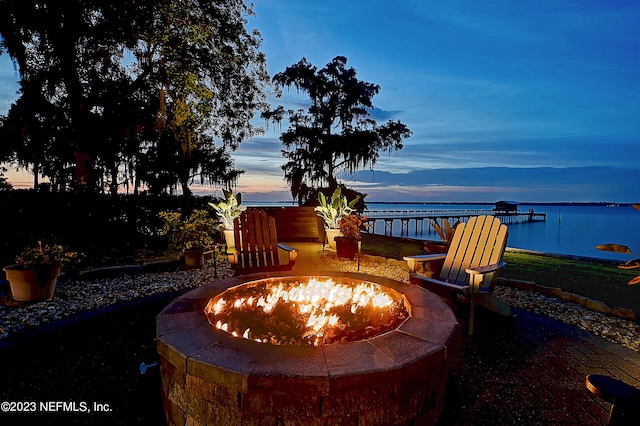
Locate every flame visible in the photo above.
<box><xmin>205</xmin><ymin>277</ymin><xmax>404</xmax><ymax>346</ymax></box>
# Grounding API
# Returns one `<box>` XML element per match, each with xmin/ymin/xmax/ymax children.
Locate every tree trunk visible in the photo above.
<box><xmin>32</xmin><ymin>163</ymin><xmax>39</xmax><ymax>189</ymax></box>
<box><xmin>110</xmin><ymin>163</ymin><xmax>119</xmax><ymax>195</ymax></box>
<box><xmin>181</xmin><ymin>181</ymin><xmax>192</xmax><ymax>197</ymax></box>
<box><xmin>74</xmin><ymin>150</ymin><xmax>95</xmax><ymax>192</ymax></box>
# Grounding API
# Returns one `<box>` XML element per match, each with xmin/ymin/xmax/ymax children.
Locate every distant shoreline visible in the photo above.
<box><xmin>266</xmin><ymin>200</ymin><xmax>633</xmax><ymax>207</ymax></box>
<box><xmin>364</xmin><ymin>201</ymin><xmax>633</xmax><ymax>207</ymax></box>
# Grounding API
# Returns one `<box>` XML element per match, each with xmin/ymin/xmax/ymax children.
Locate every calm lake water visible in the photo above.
<box><xmin>248</xmin><ymin>202</ymin><xmax>640</xmax><ymax>261</ymax></box>
<box><xmin>364</xmin><ymin>203</ymin><xmax>640</xmax><ymax>261</ymax></box>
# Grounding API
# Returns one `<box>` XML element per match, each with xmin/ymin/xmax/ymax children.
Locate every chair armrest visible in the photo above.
<box><xmin>465</xmin><ymin>262</ymin><xmax>506</xmax><ymax>291</ymax></box>
<box><xmin>278</xmin><ymin>243</ymin><xmax>299</xmax><ymax>262</ymax></box>
<box><xmin>409</xmin><ymin>273</ymin><xmax>469</xmax><ymax>299</ymax></box>
<box><xmin>403</xmin><ymin>253</ymin><xmax>447</xmax><ymax>273</ymax></box>
<box><xmin>465</xmin><ymin>261</ymin><xmax>506</xmax><ymax>276</ymax></box>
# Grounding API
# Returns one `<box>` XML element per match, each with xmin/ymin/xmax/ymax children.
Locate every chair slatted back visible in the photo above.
<box><xmin>234</xmin><ymin>209</ymin><xmax>281</xmax><ymax>272</ymax></box>
<box><xmin>439</xmin><ymin>216</ymin><xmax>508</xmax><ymax>288</ymax></box>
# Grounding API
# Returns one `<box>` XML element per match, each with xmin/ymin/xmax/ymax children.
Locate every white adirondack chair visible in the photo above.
<box><xmin>404</xmin><ymin>215</ymin><xmax>510</xmax><ymax>335</ymax></box>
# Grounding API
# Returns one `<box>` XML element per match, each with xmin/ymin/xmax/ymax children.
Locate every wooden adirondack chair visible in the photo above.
<box><xmin>227</xmin><ymin>209</ymin><xmax>298</xmax><ymax>274</ymax></box>
<box><xmin>403</xmin><ymin>215</ymin><xmax>510</xmax><ymax>335</ymax></box>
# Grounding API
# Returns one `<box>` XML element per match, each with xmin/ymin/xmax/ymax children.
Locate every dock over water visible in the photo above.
<box><xmin>363</xmin><ymin>208</ymin><xmax>546</xmax><ymax>237</ymax></box>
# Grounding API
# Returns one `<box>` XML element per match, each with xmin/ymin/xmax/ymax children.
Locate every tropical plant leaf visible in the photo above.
<box><xmin>444</xmin><ymin>220</ymin><xmax>451</xmax><ymax>239</ymax></box>
<box><xmin>595</xmin><ymin>244</ymin><xmax>633</xmax><ymax>254</ymax></box>
<box><xmin>348</xmin><ymin>195</ymin><xmax>362</xmax><ymax>209</ymax></box>
<box><xmin>331</xmin><ymin>187</ymin><xmax>341</xmax><ymax>204</ymax></box>
<box><xmin>628</xmin><ymin>275</ymin><xmax>640</xmax><ymax>285</ymax></box>
<box><xmin>318</xmin><ymin>191</ymin><xmax>327</xmax><ymax>206</ymax></box>
<box><xmin>430</xmin><ymin>219</ymin><xmax>445</xmax><ymax>241</ymax></box>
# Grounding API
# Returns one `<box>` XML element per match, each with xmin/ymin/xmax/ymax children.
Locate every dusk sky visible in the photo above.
<box><xmin>1</xmin><ymin>0</ymin><xmax>639</xmax><ymax>202</ymax></box>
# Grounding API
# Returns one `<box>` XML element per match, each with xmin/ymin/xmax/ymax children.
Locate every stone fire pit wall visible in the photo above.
<box><xmin>156</xmin><ymin>272</ymin><xmax>459</xmax><ymax>426</ymax></box>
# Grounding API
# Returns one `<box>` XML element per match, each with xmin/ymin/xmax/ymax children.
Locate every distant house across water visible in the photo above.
<box><xmin>494</xmin><ymin>201</ymin><xmax>519</xmax><ymax>213</ymax></box>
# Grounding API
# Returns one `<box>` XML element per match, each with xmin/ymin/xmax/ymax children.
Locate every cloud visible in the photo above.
<box><xmin>339</xmin><ymin>166</ymin><xmax>639</xmax><ymax>203</ymax></box>
<box><xmin>369</xmin><ymin>107</ymin><xmax>403</xmax><ymax>122</ymax></box>
<box><xmin>224</xmin><ymin>164</ymin><xmax>638</xmax><ymax>204</ymax></box>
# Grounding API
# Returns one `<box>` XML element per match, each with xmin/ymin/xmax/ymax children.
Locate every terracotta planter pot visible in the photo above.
<box><xmin>184</xmin><ymin>248</ymin><xmax>206</xmax><ymax>267</ymax></box>
<box><xmin>3</xmin><ymin>264</ymin><xmax>62</xmax><ymax>301</ymax></box>
<box><xmin>424</xmin><ymin>242</ymin><xmax>449</xmax><ymax>253</ymax></box>
<box><xmin>334</xmin><ymin>237</ymin><xmax>360</xmax><ymax>260</ymax></box>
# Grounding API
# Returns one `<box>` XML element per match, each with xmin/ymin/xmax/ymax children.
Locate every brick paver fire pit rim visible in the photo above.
<box><xmin>156</xmin><ymin>271</ymin><xmax>459</xmax><ymax>425</ymax></box>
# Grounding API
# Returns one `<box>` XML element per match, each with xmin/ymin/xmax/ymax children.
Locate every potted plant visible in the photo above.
<box><xmin>334</xmin><ymin>213</ymin><xmax>368</xmax><ymax>259</ymax></box>
<box><xmin>3</xmin><ymin>241</ymin><xmax>83</xmax><ymax>301</ymax></box>
<box><xmin>209</xmin><ymin>190</ymin><xmax>246</xmax><ymax>249</ymax></box>
<box><xmin>159</xmin><ymin>209</ymin><xmax>218</xmax><ymax>267</ymax></box>
<box><xmin>315</xmin><ymin>187</ymin><xmax>361</xmax><ymax>249</ymax></box>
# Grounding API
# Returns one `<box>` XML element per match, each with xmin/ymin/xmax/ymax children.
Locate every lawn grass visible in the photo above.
<box><xmin>502</xmin><ymin>250</ymin><xmax>639</xmax><ymax>313</ymax></box>
<box><xmin>361</xmin><ymin>233</ymin><xmax>425</xmax><ymax>259</ymax></box>
<box><xmin>361</xmin><ymin>233</ymin><xmax>640</xmax><ymax>314</ymax></box>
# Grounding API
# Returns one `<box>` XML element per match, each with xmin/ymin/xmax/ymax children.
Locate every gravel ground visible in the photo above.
<box><xmin>0</xmin><ymin>258</ymin><xmax>233</xmax><ymax>341</ymax></box>
<box><xmin>494</xmin><ymin>285</ymin><xmax>640</xmax><ymax>352</ymax></box>
<box><xmin>2</xmin><ymin>252</ymin><xmax>639</xmax><ymax>352</ymax></box>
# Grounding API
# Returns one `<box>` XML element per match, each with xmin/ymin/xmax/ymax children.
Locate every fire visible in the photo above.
<box><xmin>204</xmin><ymin>277</ymin><xmax>408</xmax><ymax>346</ymax></box>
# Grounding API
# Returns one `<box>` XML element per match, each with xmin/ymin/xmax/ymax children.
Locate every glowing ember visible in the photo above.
<box><xmin>204</xmin><ymin>277</ymin><xmax>409</xmax><ymax>346</ymax></box>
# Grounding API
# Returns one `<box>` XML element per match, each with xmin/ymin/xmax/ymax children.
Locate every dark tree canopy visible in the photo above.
<box><xmin>262</xmin><ymin>56</ymin><xmax>411</xmax><ymax>204</ymax></box>
<box><xmin>0</xmin><ymin>0</ymin><xmax>269</xmax><ymax>194</ymax></box>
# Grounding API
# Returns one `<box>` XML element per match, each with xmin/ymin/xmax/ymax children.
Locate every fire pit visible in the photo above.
<box><xmin>157</xmin><ymin>272</ymin><xmax>459</xmax><ymax>425</ymax></box>
<box><xmin>204</xmin><ymin>276</ymin><xmax>409</xmax><ymax>346</ymax></box>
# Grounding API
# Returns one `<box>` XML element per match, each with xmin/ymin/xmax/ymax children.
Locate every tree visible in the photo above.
<box><xmin>0</xmin><ymin>0</ymin><xmax>268</xmax><ymax>194</ymax></box>
<box><xmin>0</xmin><ymin>166</ymin><xmax>12</xmax><ymax>191</ymax></box>
<box><xmin>262</xmin><ymin>56</ymin><xmax>412</xmax><ymax>204</ymax></box>
<box><xmin>131</xmin><ymin>0</ymin><xmax>269</xmax><ymax>195</ymax></box>
<box><xmin>0</xmin><ymin>0</ymin><xmax>134</xmax><ymax>191</ymax></box>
